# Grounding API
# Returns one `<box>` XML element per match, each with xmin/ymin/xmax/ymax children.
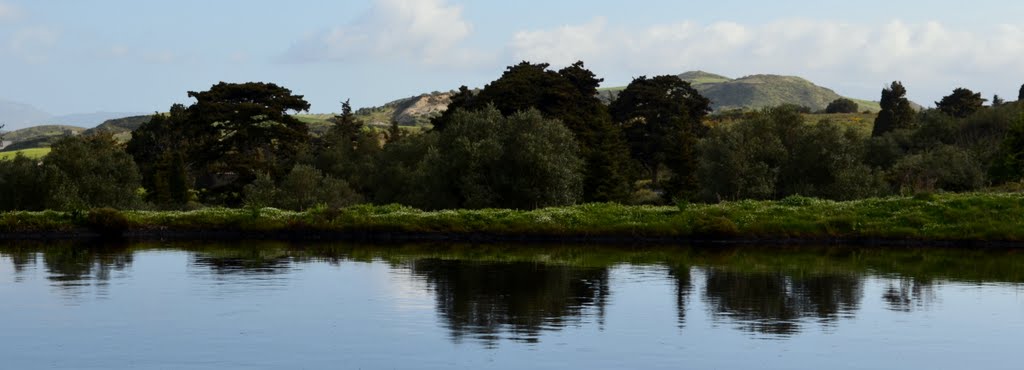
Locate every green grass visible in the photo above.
<box><xmin>4</xmin><ymin>193</ymin><xmax>1024</xmax><ymax>243</ymax></box>
<box><xmin>0</xmin><ymin>147</ymin><xmax>51</xmax><ymax>160</ymax></box>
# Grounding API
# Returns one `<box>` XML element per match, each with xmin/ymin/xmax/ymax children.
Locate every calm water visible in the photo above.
<box><xmin>1</xmin><ymin>242</ymin><xmax>1023</xmax><ymax>369</ymax></box>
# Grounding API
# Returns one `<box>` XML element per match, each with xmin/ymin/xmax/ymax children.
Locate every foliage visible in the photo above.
<box><xmin>313</xmin><ymin>100</ymin><xmax>379</xmax><ymax>195</ymax></box>
<box><xmin>888</xmin><ymin>145</ymin><xmax>985</xmax><ymax>193</ymax></box>
<box><xmin>699</xmin><ymin>106</ymin><xmax>886</xmax><ymax>201</ymax></box>
<box><xmin>128</xmin><ymin>82</ymin><xmax>312</xmax><ymax>206</ymax></box>
<box><xmin>935</xmin><ymin>88</ymin><xmax>985</xmax><ymax>118</ymax></box>
<box><xmin>421</xmin><ymin>107</ymin><xmax>584</xmax><ymax>210</ymax></box>
<box><xmin>44</xmin><ymin>134</ymin><xmax>142</xmax><ymax>210</ymax></box>
<box><xmin>825</xmin><ymin>98</ymin><xmax>859</xmax><ymax>114</ymax></box>
<box><xmin>242</xmin><ymin>165</ymin><xmax>362</xmax><ymax>211</ymax></box>
<box><xmin>872</xmin><ymin>81</ymin><xmax>916</xmax><ymax>137</ymax></box>
<box><xmin>434</xmin><ymin>61</ymin><xmax>632</xmax><ymax>202</ymax></box>
<box><xmin>0</xmin><ymin>154</ymin><xmax>54</xmax><ymax>211</ymax></box>
<box><xmin>610</xmin><ymin>75</ymin><xmax>711</xmax><ymax>200</ymax></box>
<box><xmin>990</xmin><ymin>114</ymin><xmax>1024</xmax><ymax>182</ymax></box>
<box><xmin>85</xmin><ymin>207</ymin><xmax>130</xmax><ymax>237</ymax></box>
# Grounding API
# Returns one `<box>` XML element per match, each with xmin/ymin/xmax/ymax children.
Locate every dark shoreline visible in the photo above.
<box><xmin>2</xmin><ymin>228</ymin><xmax>1022</xmax><ymax>248</ymax></box>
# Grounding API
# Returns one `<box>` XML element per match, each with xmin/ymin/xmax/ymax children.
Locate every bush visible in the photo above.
<box><xmin>889</xmin><ymin>145</ymin><xmax>985</xmax><ymax>193</ymax></box>
<box><xmin>84</xmin><ymin>207</ymin><xmax>130</xmax><ymax>237</ymax></box>
<box><xmin>825</xmin><ymin>98</ymin><xmax>859</xmax><ymax>114</ymax></box>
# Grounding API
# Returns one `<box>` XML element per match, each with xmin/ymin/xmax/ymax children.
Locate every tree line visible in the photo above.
<box><xmin>3</xmin><ymin>62</ymin><xmax>1024</xmax><ymax>212</ymax></box>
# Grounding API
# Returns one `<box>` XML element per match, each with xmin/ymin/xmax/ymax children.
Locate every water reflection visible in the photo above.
<box><xmin>1</xmin><ymin>242</ymin><xmax>1022</xmax><ymax>344</ymax></box>
<box><xmin>882</xmin><ymin>277</ymin><xmax>938</xmax><ymax>312</ymax></box>
<box><xmin>703</xmin><ymin>270</ymin><xmax>862</xmax><ymax>336</ymax></box>
<box><xmin>667</xmin><ymin>264</ymin><xmax>692</xmax><ymax>328</ymax></box>
<box><xmin>405</xmin><ymin>259</ymin><xmax>610</xmax><ymax>345</ymax></box>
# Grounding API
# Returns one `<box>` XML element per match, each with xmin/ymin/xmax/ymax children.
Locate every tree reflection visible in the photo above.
<box><xmin>190</xmin><ymin>247</ymin><xmax>293</xmax><ymax>276</ymax></box>
<box><xmin>667</xmin><ymin>264</ymin><xmax>692</xmax><ymax>328</ymax></box>
<box><xmin>405</xmin><ymin>259</ymin><xmax>610</xmax><ymax>346</ymax></box>
<box><xmin>882</xmin><ymin>277</ymin><xmax>937</xmax><ymax>312</ymax></box>
<box><xmin>703</xmin><ymin>269</ymin><xmax>862</xmax><ymax>336</ymax></box>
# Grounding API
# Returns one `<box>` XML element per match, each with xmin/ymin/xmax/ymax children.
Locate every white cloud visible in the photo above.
<box><xmin>0</xmin><ymin>1</ymin><xmax>21</xmax><ymax>21</ymax></box>
<box><xmin>508</xmin><ymin>18</ymin><xmax>1024</xmax><ymax>100</ymax></box>
<box><xmin>9</xmin><ymin>26</ymin><xmax>59</xmax><ymax>63</ymax></box>
<box><xmin>283</xmin><ymin>0</ymin><xmax>486</xmax><ymax>66</ymax></box>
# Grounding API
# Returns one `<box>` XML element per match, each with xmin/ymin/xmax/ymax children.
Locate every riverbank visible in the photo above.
<box><xmin>2</xmin><ymin>193</ymin><xmax>1024</xmax><ymax>245</ymax></box>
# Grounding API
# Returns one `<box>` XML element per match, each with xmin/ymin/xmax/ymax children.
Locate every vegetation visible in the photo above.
<box><xmin>872</xmin><ymin>81</ymin><xmax>917</xmax><ymax>137</ymax></box>
<box><xmin>3</xmin><ymin>60</ymin><xmax>1024</xmax><ymax>245</ymax></box>
<box><xmin>935</xmin><ymin>88</ymin><xmax>985</xmax><ymax>118</ymax></box>
<box><xmin>825</xmin><ymin>98</ymin><xmax>859</xmax><ymax>114</ymax></box>
<box><xmin>2</xmin><ymin>193</ymin><xmax>1024</xmax><ymax>243</ymax></box>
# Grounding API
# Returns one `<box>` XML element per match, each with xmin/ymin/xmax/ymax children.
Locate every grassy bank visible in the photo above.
<box><xmin>2</xmin><ymin>192</ymin><xmax>1024</xmax><ymax>243</ymax></box>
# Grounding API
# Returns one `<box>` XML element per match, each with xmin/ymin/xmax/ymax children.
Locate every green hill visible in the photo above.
<box><xmin>599</xmin><ymin>71</ymin><xmax>888</xmax><ymax>113</ymax></box>
<box><xmin>1</xmin><ymin>125</ymin><xmax>86</xmax><ymax>151</ymax></box>
<box><xmin>82</xmin><ymin>115</ymin><xmax>154</xmax><ymax>142</ymax></box>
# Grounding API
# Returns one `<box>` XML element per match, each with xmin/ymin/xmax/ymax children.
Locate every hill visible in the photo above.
<box><xmin>354</xmin><ymin>92</ymin><xmax>453</xmax><ymax>127</ymax></box>
<box><xmin>598</xmin><ymin>71</ymin><xmax>887</xmax><ymax>113</ymax></box>
<box><xmin>2</xmin><ymin>124</ymin><xmax>85</xmax><ymax>143</ymax></box>
<box><xmin>49</xmin><ymin>111</ymin><xmax>148</xmax><ymax>127</ymax></box>
<box><xmin>82</xmin><ymin>115</ymin><xmax>153</xmax><ymax>142</ymax></box>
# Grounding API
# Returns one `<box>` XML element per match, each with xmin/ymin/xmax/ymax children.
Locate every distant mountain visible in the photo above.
<box><xmin>598</xmin><ymin>71</ymin><xmax>887</xmax><ymax>113</ymax></box>
<box><xmin>0</xmin><ymin>98</ymin><xmax>146</xmax><ymax>132</ymax></box>
<box><xmin>0</xmin><ymin>100</ymin><xmax>52</xmax><ymax>130</ymax></box>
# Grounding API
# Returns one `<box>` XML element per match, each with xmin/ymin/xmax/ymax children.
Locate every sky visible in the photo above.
<box><xmin>2</xmin><ymin>0</ymin><xmax>1024</xmax><ymax>115</ymax></box>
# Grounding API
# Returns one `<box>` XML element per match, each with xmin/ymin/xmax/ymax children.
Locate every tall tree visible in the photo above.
<box><xmin>126</xmin><ymin>106</ymin><xmax>192</xmax><ymax>205</ymax></box>
<box><xmin>127</xmin><ymin>82</ymin><xmax>311</xmax><ymax>205</ymax></box>
<box><xmin>1019</xmin><ymin>84</ymin><xmax>1024</xmax><ymax>101</ymax></box>
<box><xmin>935</xmin><ymin>88</ymin><xmax>985</xmax><ymax>118</ymax></box>
<box><xmin>609</xmin><ymin>75</ymin><xmax>711</xmax><ymax>200</ymax></box>
<box><xmin>871</xmin><ymin>81</ymin><xmax>916</xmax><ymax>137</ymax></box>
<box><xmin>315</xmin><ymin>99</ymin><xmax>379</xmax><ymax>195</ymax></box>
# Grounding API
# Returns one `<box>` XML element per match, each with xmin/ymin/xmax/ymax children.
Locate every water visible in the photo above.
<box><xmin>1</xmin><ymin>242</ymin><xmax>1023</xmax><ymax>369</ymax></box>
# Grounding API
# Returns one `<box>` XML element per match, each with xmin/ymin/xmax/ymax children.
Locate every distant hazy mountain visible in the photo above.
<box><xmin>0</xmin><ymin>100</ymin><xmax>52</xmax><ymax>131</ymax></box>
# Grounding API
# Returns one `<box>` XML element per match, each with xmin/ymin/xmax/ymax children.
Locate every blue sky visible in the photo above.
<box><xmin>2</xmin><ymin>0</ymin><xmax>1024</xmax><ymax>115</ymax></box>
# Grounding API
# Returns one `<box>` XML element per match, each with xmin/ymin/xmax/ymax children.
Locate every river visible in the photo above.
<box><xmin>1</xmin><ymin>242</ymin><xmax>1022</xmax><ymax>369</ymax></box>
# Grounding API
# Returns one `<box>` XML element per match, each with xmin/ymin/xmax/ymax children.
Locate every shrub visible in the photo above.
<box><xmin>84</xmin><ymin>207</ymin><xmax>130</xmax><ymax>237</ymax></box>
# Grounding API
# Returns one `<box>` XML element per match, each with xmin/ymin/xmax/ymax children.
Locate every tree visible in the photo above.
<box><xmin>44</xmin><ymin>134</ymin><xmax>142</xmax><ymax>210</ymax></box>
<box><xmin>609</xmin><ymin>75</ymin><xmax>711</xmax><ymax>200</ymax></box>
<box><xmin>872</xmin><ymin>81</ymin><xmax>917</xmax><ymax>137</ymax></box>
<box><xmin>126</xmin><ymin>107</ymin><xmax>192</xmax><ymax>206</ymax></box>
<box><xmin>825</xmin><ymin>98</ymin><xmax>859</xmax><ymax>113</ymax></box>
<box><xmin>935</xmin><ymin>88</ymin><xmax>985</xmax><ymax>118</ymax></box>
<box><xmin>127</xmin><ymin>82</ymin><xmax>311</xmax><ymax>206</ymax></box>
<box><xmin>0</xmin><ymin>154</ymin><xmax>55</xmax><ymax>211</ymax></box>
<box><xmin>1019</xmin><ymin>84</ymin><xmax>1024</xmax><ymax>101</ymax></box>
<box><xmin>428</xmin><ymin>106</ymin><xmax>583</xmax><ymax>210</ymax></box>
<box><xmin>243</xmin><ymin>164</ymin><xmax>362</xmax><ymax>211</ymax></box>
<box><xmin>433</xmin><ymin>61</ymin><xmax>632</xmax><ymax>202</ymax></box>
<box><xmin>992</xmin><ymin>114</ymin><xmax>1024</xmax><ymax>182</ymax></box>
<box><xmin>993</xmin><ymin>95</ymin><xmax>1005</xmax><ymax>107</ymax></box>
<box><xmin>314</xmin><ymin>99</ymin><xmax>379</xmax><ymax>195</ymax></box>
